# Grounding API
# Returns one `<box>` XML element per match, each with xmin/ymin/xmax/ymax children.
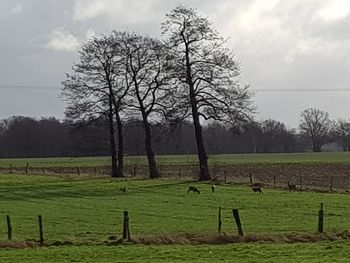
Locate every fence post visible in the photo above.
<box><xmin>273</xmin><ymin>175</ymin><xmax>276</xmax><ymax>187</ymax></box>
<box><xmin>218</xmin><ymin>207</ymin><xmax>222</xmax><ymax>233</ymax></box>
<box><xmin>38</xmin><ymin>215</ymin><xmax>44</xmax><ymax>246</ymax></box>
<box><xmin>6</xmin><ymin>215</ymin><xmax>12</xmax><ymax>241</ymax></box>
<box><xmin>123</xmin><ymin>211</ymin><xmax>131</xmax><ymax>240</ymax></box>
<box><xmin>318</xmin><ymin>203</ymin><xmax>324</xmax><ymax>233</ymax></box>
<box><xmin>76</xmin><ymin>167</ymin><xmax>80</xmax><ymax>176</ymax></box>
<box><xmin>249</xmin><ymin>173</ymin><xmax>253</xmax><ymax>185</ymax></box>
<box><xmin>9</xmin><ymin>164</ymin><xmax>13</xmax><ymax>174</ymax></box>
<box><xmin>25</xmin><ymin>162</ymin><xmax>30</xmax><ymax>174</ymax></box>
<box><xmin>224</xmin><ymin>171</ymin><xmax>227</xmax><ymax>183</ymax></box>
<box><xmin>330</xmin><ymin>177</ymin><xmax>334</xmax><ymax>192</ymax></box>
<box><xmin>299</xmin><ymin>174</ymin><xmax>303</xmax><ymax>188</ymax></box>
<box><xmin>232</xmin><ymin>209</ymin><xmax>244</xmax><ymax>236</ymax></box>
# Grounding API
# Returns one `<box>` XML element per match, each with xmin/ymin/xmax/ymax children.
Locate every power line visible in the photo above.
<box><xmin>0</xmin><ymin>84</ymin><xmax>349</xmax><ymax>92</ymax></box>
<box><xmin>0</xmin><ymin>84</ymin><xmax>61</xmax><ymax>90</ymax></box>
<box><xmin>254</xmin><ymin>88</ymin><xmax>350</xmax><ymax>92</ymax></box>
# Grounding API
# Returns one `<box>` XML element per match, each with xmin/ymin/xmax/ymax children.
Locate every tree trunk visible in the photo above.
<box><xmin>142</xmin><ymin>115</ymin><xmax>160</xmax><ymax>179</ymax></box>
<box><xmin>108</xmin><ymin>96</ymin><xmax>118</xmax><ymax>177</ymax></box>
<box><xmin>184</xmin><ymin>42</ymin><xmax>211</xmax><ymax>181</ymax></box>
<box><xmin>115</xmin><ymin>111</ymin><xmax>124</xmax><ymax>177</ymax></box>
<box><xmin>133</xmin><ymin>79</ymin><xmax>160</xmax><ymax>179</ymax></box>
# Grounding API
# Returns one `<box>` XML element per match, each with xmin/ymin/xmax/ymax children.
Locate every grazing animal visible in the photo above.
<box><xmin>188</xmin><ymin>186</ymin><xmax>200</xmax><ymax>194</ymax></box>
<box><xmin>120</xmin><ymin>186</ymin><xmax>128</xmax><ymax>193</ymax></box>
<box><xmin>211</xmin><ymin>184</ymin><xmax>216</xmax><ymax>193</ymax></box>
<box><xmin>288</xmin><ymin>181</ymin><xmax>301</xmax><ymax>192</ymax></box>
<box><xmin>251</xmin><ymin>186</ymin><xmax>263</xmax><ymax>194</ymax></box>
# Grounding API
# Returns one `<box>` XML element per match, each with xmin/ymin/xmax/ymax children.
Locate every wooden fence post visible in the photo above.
<box><xmin>224</xmin><ymin>171</ymin><xmax>227</xmax><ymax>183</ymax></box>
<box><xmin>218</xmin><ymin>207</ymin><xmax>222</xmax><ymax>233</ymax></box>
<box><xmin>9</xmin><ymin>164</ymin><xmax>13</xmax><ymax>174</ymax></box>
<box><xmin>38</xmin><ymin>215</ymin><xmax>44</xmax><ymax>246</ymax></box>
<box><xmin>76</xmin><ymin>167</ymin><xmax>80</xmax><ymax>176</ymax></box>
<box><xmin>6</xmin><ymin>215</ymin><xmax>12</xmax><ymax>241</ymax></box>
<box><xmin>330</xmin><ymin>177</ymin><xmax>334</xmax><ymax>192</ymax></box>
<box><xmin>318</xmin><ymin>203</ymin><xmax>324</xmax><ymax>233</ymax></box>
<box><xmin>249</xmin><ymin>173</ymin><xmax>253</xmax><ymax>185</ymax></box>
<box><xmin>123</xmin><ymin>211</ymin><xmax>131</xmax><ymax>240</ymax></box>
<box><xmin>299</xmin><ymin>174</ymin><xmax>303</xmax><ymax>188</ymax></box>
<box><xmin>232</xmin><ymin>209</ymin><xmax>244</xmax><ymax>236</ymax></box>
<box><xmin>25</xmin><ymin>162</ymin><xmax>30</xmax><ymax>174</ymax></box>
<box><xmin>273</xmin><ymin>175</ymin><xmax>276</xmax><ymax>187</ymax></box>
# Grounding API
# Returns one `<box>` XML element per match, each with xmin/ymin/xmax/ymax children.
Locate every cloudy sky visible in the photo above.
<box><xmin>0</xmin><ymin>0</ymin><xmax>349</xmax><ymax>128</ymax></box>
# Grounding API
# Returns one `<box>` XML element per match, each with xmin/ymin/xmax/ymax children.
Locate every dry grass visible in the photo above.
<box><xmin>0</xmin><ymin>241</ymin><xmax>36</xmax><ymax>249</ymax></box>
<box><xmin>2</xmin><ymin>231</ymin><xmax>350</xmax><ymax>249</ymax></box>
<box><xmin>128</xmin><ymin>230</ymin><xmax>350</xmax><ymax>245</ymax></box>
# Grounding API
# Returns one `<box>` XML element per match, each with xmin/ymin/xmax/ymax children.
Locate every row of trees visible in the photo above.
<box><xmin>0</xmin><ymin>113</ymin><xmax>348</xmax><ymax>159</ymax></box>
<box><xmin>62</xmin><ymin>6</ymin><xmax>254</xmax><ymax>180</ymax></box>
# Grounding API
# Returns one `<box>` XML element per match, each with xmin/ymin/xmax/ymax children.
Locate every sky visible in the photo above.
<box><xmin>0</xmin><ymin>0</ymin><xmax>350</xmax><ymax>128</ymax></box>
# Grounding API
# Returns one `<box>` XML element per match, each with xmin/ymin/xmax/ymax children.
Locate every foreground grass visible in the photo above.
<box><xmin>0</xmin><ymin>174</ymin><xmax>350</xmax><ymax>243</ymax></box>
<box><xmin>1</xmin><ymin>242</ymin><xmax>350</xmax><ymax>263</ymax></box>
<box><xmin>0</xmin><ymin>152</ymin><xmax>350</xmax><ymax>168</ymax></box>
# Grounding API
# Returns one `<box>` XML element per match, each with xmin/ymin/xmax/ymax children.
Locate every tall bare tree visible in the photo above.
<box><xmin>162</xmin><ymin>6</ymin><xmax>255</xmax><ymax>180</ymax></box>
<box><xmin>62</xmin><ymin>34</ymin><xmax>129</xmax><ymax>177</ymax></box>
<box><xmin>118</xmin><ymin>31</ymin><xmax>170</xmax><ymax>178</ymax></box>
<box><xmin>299</xmin><ymin>108</ymin><xmax>334</xmax><ymax>152</ymax></box>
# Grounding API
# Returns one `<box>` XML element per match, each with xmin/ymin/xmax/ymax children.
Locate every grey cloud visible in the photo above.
<box><xmin>0</xmin><ymin>0</ymin><xmax>349</xmax><ymax>128</ymax></box>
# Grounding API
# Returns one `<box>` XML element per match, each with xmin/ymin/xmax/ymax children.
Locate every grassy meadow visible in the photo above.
<box><xmin>0</xmin><ymin>152</ymin><xmax>350</xmax><ymax>168</ymax></box>
<box><xmin>0</xmin><ymin>174</ymin><xmax>349</xmax><ymax>242</ymax></box>
<box><xmin>1</xmin><ymin>242</ymin><xmax>350</xmax><ymax>263</ymax></box>
<box><xmin>1</xmin><ymin>153</ymin><xmax>350</xmax><ymax>262</ymax></box>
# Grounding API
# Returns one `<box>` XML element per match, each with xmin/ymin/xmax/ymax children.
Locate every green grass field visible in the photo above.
<box><xmin>1</xmin><ymin>242</ymin><xmax>350</xmax><ymax>263</ymax></box>
<box><xmin>0</xmin><ymin>152</ymin><xmax>350</xmax><ymax>168</ymax></box>
<box><xmin>1</xmin><ymin>172</ymin><xmax>350</xmax><ymax>262</ymax></box>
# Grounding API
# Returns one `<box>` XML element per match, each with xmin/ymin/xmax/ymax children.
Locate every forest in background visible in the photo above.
<box><xmin>0</xmin><ymin>115</ymin><xmax>348</xmax><ymax>158</ymax></box>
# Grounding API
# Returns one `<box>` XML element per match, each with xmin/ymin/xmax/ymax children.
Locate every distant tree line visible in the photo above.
<box><xmin>0</xmin><ymin>112</ymin><xmax>348</xmax><ymax>158</ymax></box>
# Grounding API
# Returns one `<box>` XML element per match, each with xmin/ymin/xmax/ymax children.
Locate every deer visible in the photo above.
<box><xmin>251</xmin><ymin>186</ymin><xmax>263</xmax><ymax>194</ymax></box>
<box><xmin>120</xmin><ymin>186</ymin><xmax>128</xmax><ymax>193</ymax></box>
<box><xmin>188</xmin><ymin>186</ymin><xmax>200</xmax><ymax>194</ymax></box>
<box><xmin>288</xmin><ymin>181</ymin><xmax>301</xmax><ymax>192</ymax></box>
<box><xmin>251</xmin><ymin>183</ymin><xmax>263</xmax><ymax>194</ymax></box>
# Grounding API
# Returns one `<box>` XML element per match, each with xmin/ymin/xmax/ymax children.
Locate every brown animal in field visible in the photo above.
<box><xmin>288</xmin><ymin>181</ymin><xmax>301</xmax><ymax>192</ymax></box>
<box><xmin>188</xmin><ymin>186</ymin><xmax>200</xmax><ymax>194</ymax></box>
<box><xmin>251</xmin><ymin>186</ymin><xmax>263</xmax><ymax>194</ymax></box>
<box><xmin>251</xmin><ymin>183</ymin><xmax>263</xmax><ymax>194</ymax></box>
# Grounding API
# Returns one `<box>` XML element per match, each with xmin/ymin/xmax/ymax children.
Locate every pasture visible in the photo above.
<box><xmin>1</xmin><ymin>153</ymin><xmax>350</xmax><ymax>262</ymax></box>
<box><xmin>0</xmin><ymin>152</ymin><xmax>350</xmax><ymax>168</ymax></box>
<box><xmin>0</xmin><ymin>174</ymin><xmax>350</xmax><ymax>262</ymax></box>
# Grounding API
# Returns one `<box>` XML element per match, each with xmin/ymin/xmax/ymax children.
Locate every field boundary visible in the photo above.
<box><xmin>2</xmin><ymin>231</ymin><xmax>350</xmax><ymax>249</ymax></box>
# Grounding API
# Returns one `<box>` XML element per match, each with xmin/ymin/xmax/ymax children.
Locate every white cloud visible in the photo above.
<box><xmin>9</xmin><ymin>3</ymin><xmax>23</xmax><ymax>15</ymax></box>
<box><xmin>72</xmin><ymin>0</ymin><xmax>159</xmax><ymax>24</ymax></box>
<box><xmin>46</xmin><ymin>28</ymin><xmax>79</xmax><ymax>52</ymax></box>
<box><xmin>318</xmin><ymin>0</ymin><xmax>350</xmax><ymax>21</ymax></box>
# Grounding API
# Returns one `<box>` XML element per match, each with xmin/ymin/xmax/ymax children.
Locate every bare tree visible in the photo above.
<box><xmin>119</xmin><ymin>31</ymin><xmax>170</xmax><ymax>178</ymax></box>
<box><xmin>62</xmin><ymin>34</ymin><xmax>129</xmax><ymax>177</ymax></box>
<box><xmin>299</xmin><ymin>108</ymin><xmax>334</xmax><ymax>152</ymax></box>
<box><xmin>335</xmin><ymin>119</ymin><xmax>350</xmax><ymax>151</ymax></box>
<box><xmin>162</xmin><ymin>6</ymin><xmax>255</xmax><ymax>180</ymax></box>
